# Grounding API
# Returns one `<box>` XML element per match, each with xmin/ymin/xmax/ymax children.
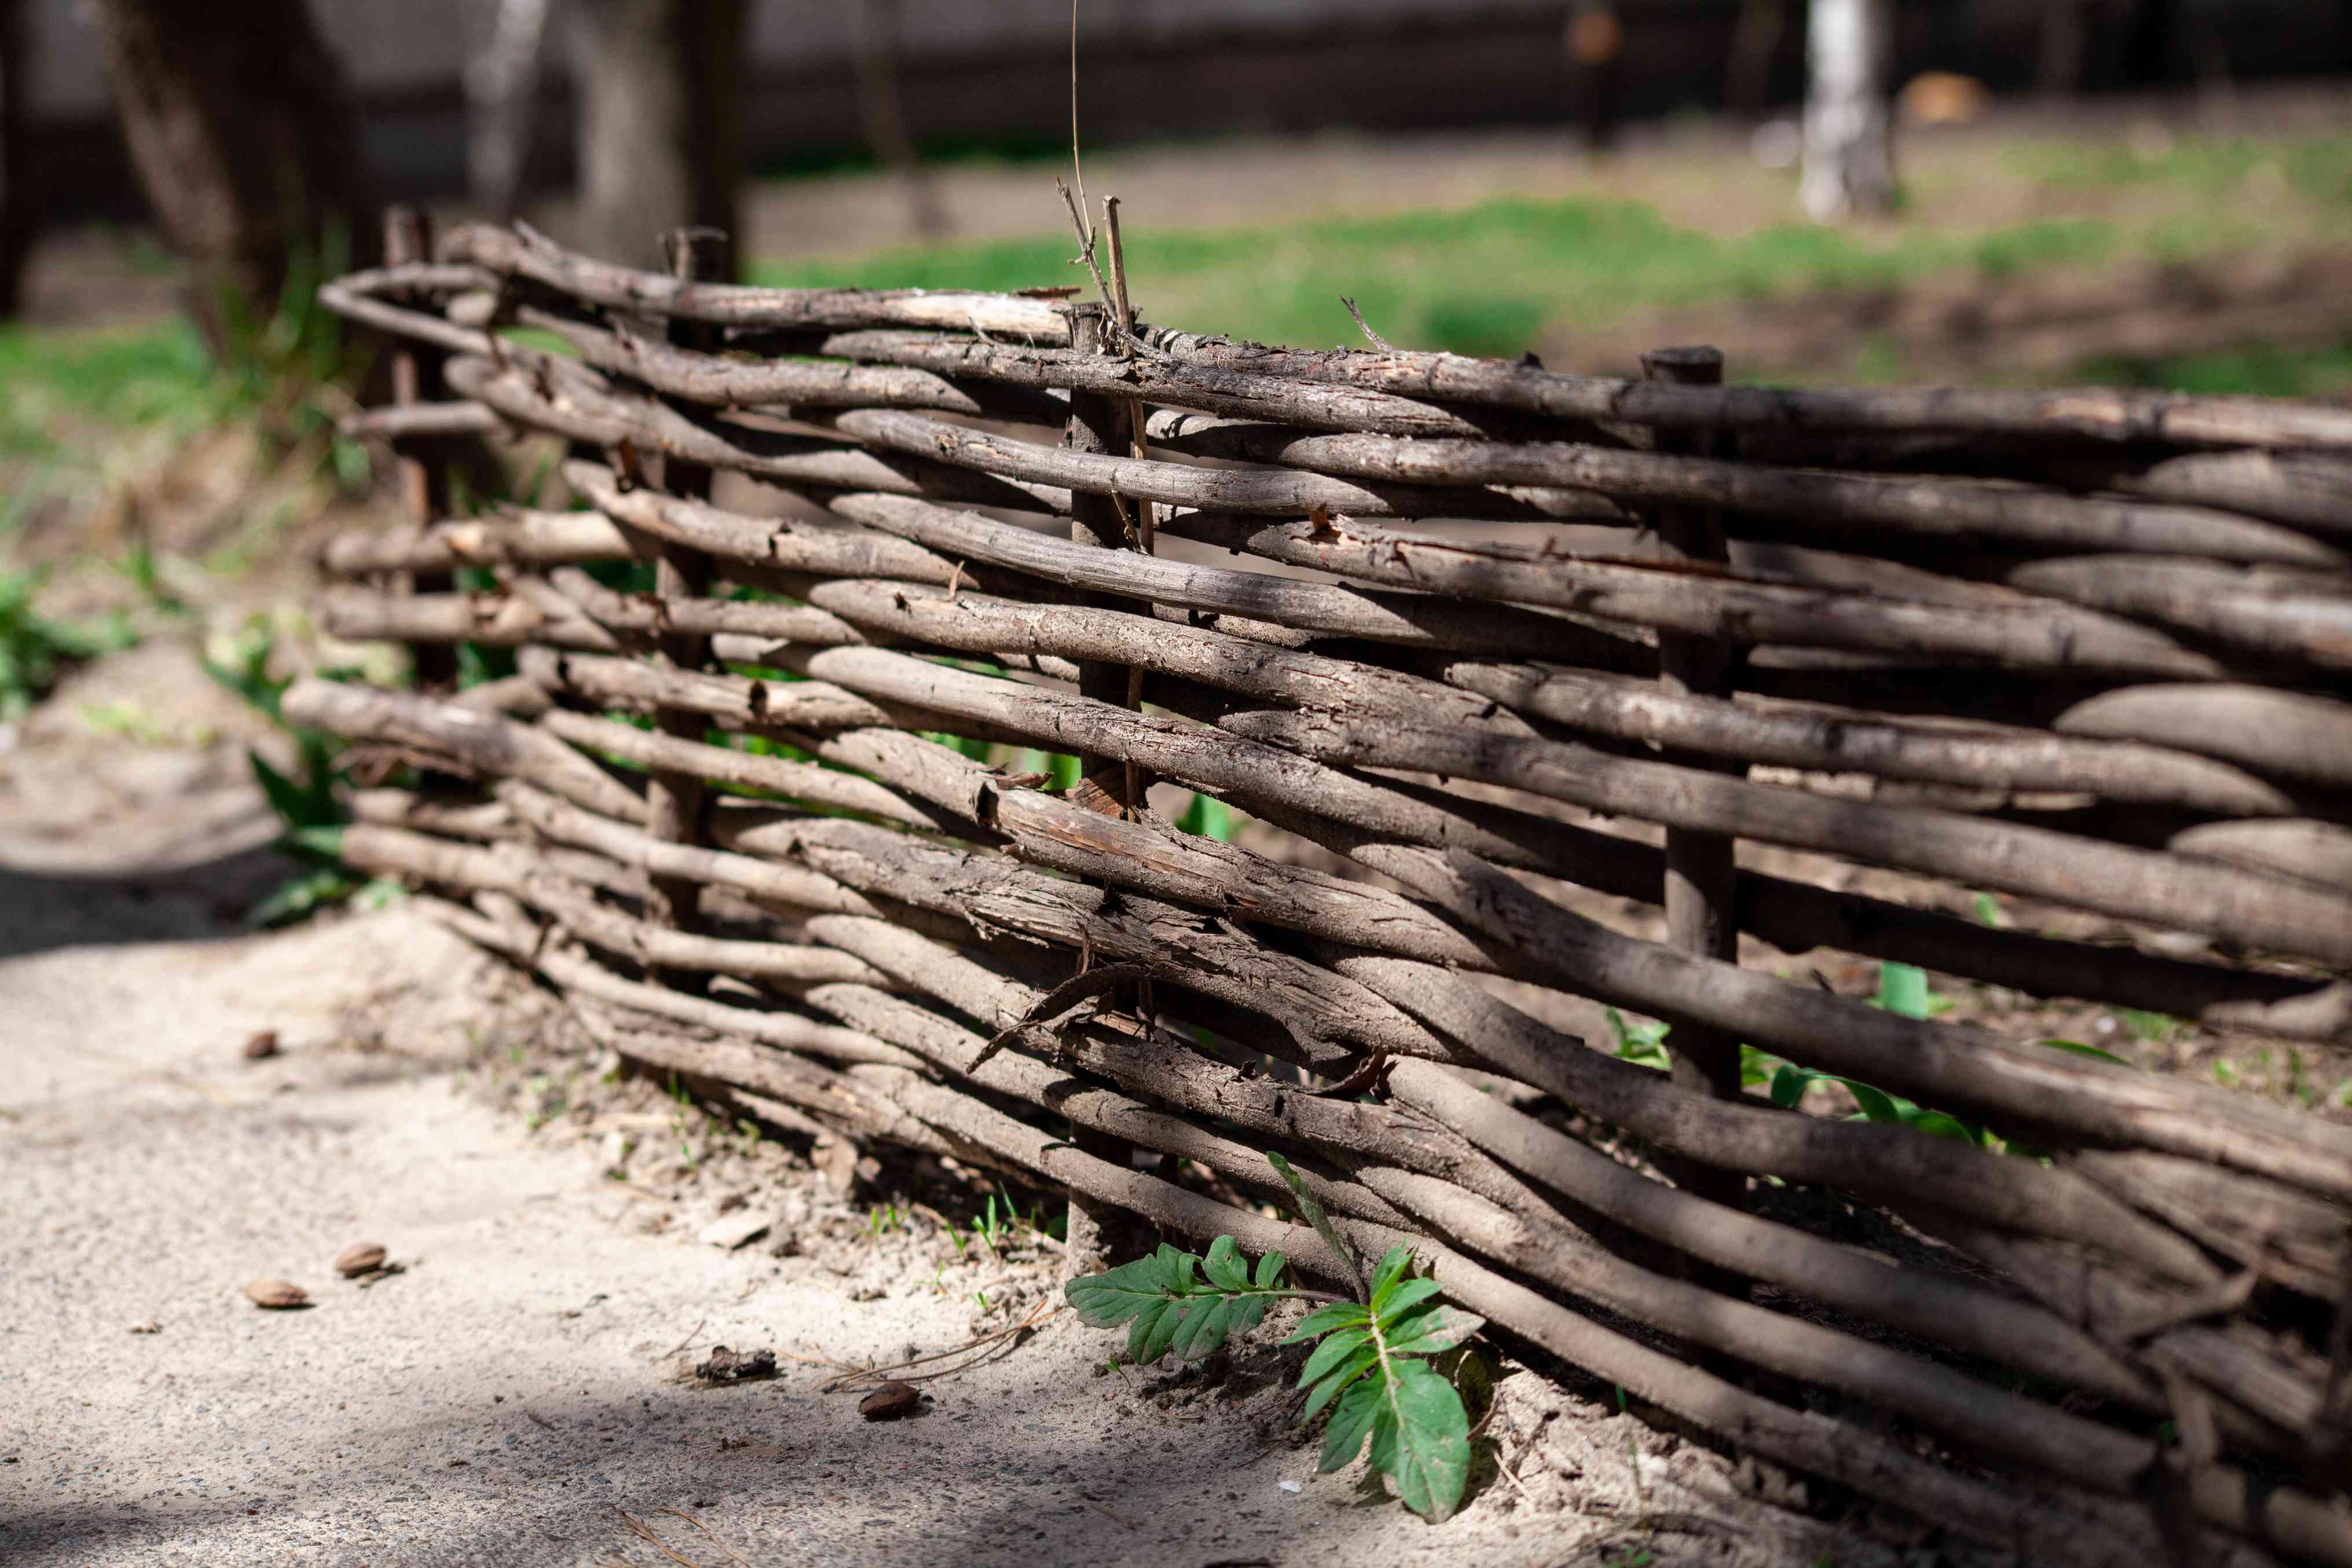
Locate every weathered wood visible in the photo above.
<box><xmin>306</xmin><ymin>224</ymin><xmax>2352</xmax><ymax>1556</ymax></box>
<box><xmin>1641</xmin><ymin>345</ymin><xmax>1749</xmax><ymax>1158</ymax></box>
<box><xmin>441</xmin><ymin>221</ymin><xmax>1075</xmax><ymax>340</ymax></box>
<box><xmin>1229</xmin><ymin>707</ymin><xmax>2352</xmax><ymax>969</ymax></box>
<box><xmin>321</xmin><ymin>510</ymin><xmax>639</xmax><ymax>576</ymax></box>
<box><xmin>1140</xmin><ymin>409</ymin><xmax>2343</xmax><ymax>568</ymax></box>
<box><xmin>1138</xmin><ymin>324</ymin><xmax>2352</xmax><ymax>450</ymax></box>
<box><xmin>2056</xmin><ymin>684</ymin><xmax>2352</xmax><ymax>792</ymax></box>
<box><xmin>1159</xmin><ymin>511</ymin><xmax>2233</xmax><ymax>678</ymax></box>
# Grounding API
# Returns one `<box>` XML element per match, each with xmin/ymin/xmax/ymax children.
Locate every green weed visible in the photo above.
<box><xmin>1067</xmin><ymin>1151</ymin><xmax>1486</xmax><ymax>1522</ymax></box>
<box><xmin>0</xmin><ymin>569</ymin><xmax>138</xmax><ymax>720</ymax></box>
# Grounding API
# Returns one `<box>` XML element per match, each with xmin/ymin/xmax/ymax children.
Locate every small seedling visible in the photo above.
<box><xmin>1066</xmin><ymin>1153</ymin><xmax>1485</xmax><ymax>1521</ymax></box>
<box><xmin>1603</xmin><ymin>1008</ymin><xmax>1670</xmax><ymax>1071</ymax></box>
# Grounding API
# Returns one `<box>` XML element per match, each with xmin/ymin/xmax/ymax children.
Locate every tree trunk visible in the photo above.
<box><xmin>466</xmin><ymin>0</ymin><xmax>556</xmax><ymax>223</ymax></box>
<box><xmin>0</xmin><ymin>0</ymin><xmax>32</xmax><ymax>319</ymax></box>
<box><xmin>568</xmin><ymin>0</ymin><xmax>745</xmax><ymax>276</ymax></box>
<box><xmin>852</xmin><ymin>0</ymin><xmax>947</xmax><ymax>241</ymax></box>
<box><xmin>1799</xmin><ymin>0</ymin><xmax>1895</xmax><ymax>222</ymax></box>
<box><xmin>85</xmin><ymin>0</ymin><xmax>371</xmax><ymax>356</ymax></box>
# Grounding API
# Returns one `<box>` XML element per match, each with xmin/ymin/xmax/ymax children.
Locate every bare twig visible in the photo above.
<box><xmin>1341</xmin><ymin>296</ymin><xmax>1397</xmax><ymax>353</ymax></box>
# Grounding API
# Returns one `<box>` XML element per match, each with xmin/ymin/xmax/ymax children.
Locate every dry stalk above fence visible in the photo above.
<box><xmin>317</xmin><ymin>214</ymin><xmax>2352</xmax><ymax>1566</ymax></box>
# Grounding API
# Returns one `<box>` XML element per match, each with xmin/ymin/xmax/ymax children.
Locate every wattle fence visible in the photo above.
<box><xmin>312</xmin><ymin>214</ymin><xmax>2352</xmax><ymax>1565</ymax></box>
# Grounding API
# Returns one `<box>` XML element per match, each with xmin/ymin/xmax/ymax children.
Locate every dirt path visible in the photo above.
<box><xmin>0</xmin><ymin>686</ymin><xmax>1874</xmax><ymax>1568</ymax></box>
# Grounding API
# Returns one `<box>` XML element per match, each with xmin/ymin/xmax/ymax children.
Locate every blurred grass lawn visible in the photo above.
<box><xmin>9</xmin><ymin>125</ymin><xmax>2352</xmax><ymax>496</ymax></box>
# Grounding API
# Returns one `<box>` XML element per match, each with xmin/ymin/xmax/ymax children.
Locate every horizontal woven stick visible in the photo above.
<box><xmin>339</xmin><ymin>400</ymin><xmax>504</xmax><ymax>442</ymax></box>
<box><xmin>444</xmin><ymin>357</ymin><xmax>1064</xmax><ymax>515</ymax></box>
<box><xmin>2075</xmin><ymin>448</ymin><xmax>2352</xmax><ymax>537</ymax></box>
<box><xmin>1156</xmin><ymin>511</ymin><xmax>2230</xmax><ymax>679</ymax></box>
<box><xmin>562</xmin><ymin>463</ymin><xmax>961</xmax><ymax>582</ymax></box>
<box><xmin>413</xmin><ymin>884</ymin><xmax>912</xmax><ymax>1066</ymax></box>
<box><xmin>1440</xmin><ymin>660</ymin><xmax>2307</xmax><ymax>818</ymax></box>
<box><xmin>441</xmin><ymin>222</ymin><xmax>1076</xmax><ymax>342</ymax></box>
<box><xmin>1357</xmin><ymin>1161</ymin><xmax>2153</xmax><ymax>1492</ymax></box>
<box><xmin>457</xmin><ymin>680</ymin><xmax>2333</xmax><ymax>1269</ymax></box>
<box><xmin>535</xmin><ymin>709</ymin><xmax>951</xmax><ymax>830</ymax></box>
<box><xmin>1139</xmin><ymin>325</ymin><xmax>2352</xmax><ymax>450</ymax></box>
<box><xmin>283</xmin><ymin>678</ymin><xmax>646</xmax><ymax>823</ymax></box>
<box><xmin>824</xmin><ymin>491</ymin><xmax>1643</xmax><ymax>664</ymax></box>
<box><xmin>710</xmin><ymin>812</ymin><xmax>1448</xmax><ymax>1071</ymax></box>
<box><xmin>792</xmin><ymin>717</ymin><xmax>2349</xmax><ymax>1043</ymax></box>
<box><xmin>345</xmin><ymin>825</ymin><xmax>894</xmax><ymax>988</ymax></box>
<box><xmin>324</xmin><ymin>584</ymin><xmax>627</xmax><ymax>653</ymax></box>
<box><xmin>2003</xmin><ymin>555</ymin><xmax>2352</xmax><ymax>671</ymax></box>
<box><xmin>1226</xmin><ymin>706</ymin><xmax>2352</xmax><ymax>966</ymax></box>
<box><xmin>760</xmin><ymin>723</ymin><xmax>2352</xmax><ymax>1263</ymax></box>
<box><xmin>1141</xmin><ymin>411</ymin><xmax>2344</xmax><ymax>569</ymax></box>
<box><xmin>817</xmin><ymin>405</ymin><xmax>1612</xmax><ymax>523</ymax></box>
<box><xmin>755</xmin><ymin>642</ymin><xmax>2352</xmax><ymax>1040</ymax></box>
<box><xmin>2173</xmin><ymin>818</ymin><xmax>2352</xmax><ymax>891</ymax></box>
<box><xmin>523</xmin><ymin>647</ymin><xmax>896</xmax><ymax>732</ymax></box>
<box><xmin>806</xmin><ymin>328</ymin><xmax>1565</xmax><ymax>444</ymax></box>
<box><xmin>321</xmin><ymin>510</ymin><xmax>640</xmax><ymax>576</ymax></box>
<box><xmin>2057</xmin><ymin>684</ymin><xmax>2352</xmax><ymax>792</ymax></box>
<box><xmin>1357</xmin><ymin>843</ymin><xmax>2352</xmax><ymax>1202</ymax></box>
<box><xmin>515</xmin><ymin>305</ymin><xmax>1070</xmax><ymax>425</ymax></box>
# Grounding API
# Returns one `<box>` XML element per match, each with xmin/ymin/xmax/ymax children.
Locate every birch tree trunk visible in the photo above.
<box><xmin>466</xmin><ymin>0</ymin><xmax>555</xmax><ymax>222</ymax></box>
<box><xmin>85</xmin><ymin>0</ymin><xmax>371</xmax><ymax>354</ymax></box>
<box><xmin>1799</xmin><ymin>0</ymin><xmax>1895</xmax><ymax>222</ymax></box>
<box><xmin>568</xmin><ymin>0</ymin><xmax>745</xmax><ymax>274</ymax></box>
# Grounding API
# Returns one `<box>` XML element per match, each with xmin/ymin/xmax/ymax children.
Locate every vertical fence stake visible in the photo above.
<box><xmin>628</xmin><ymin>225</ymin><xmax>730</xmax><ymax>964</ymax></box>
<box><xmin>382</xmin><ymin>206</ymin><xmax>456</xmax><ymax>690</ymax></box>
<box><xmin>1642</xmin><ymin>345</ymin><xmax>1751</xmax><ymax>1218</ymax></box>
<box><xmin>1059</xmin><ymin>298</ymin><xmax>1149</xmax><ymax>1277</ymax></box>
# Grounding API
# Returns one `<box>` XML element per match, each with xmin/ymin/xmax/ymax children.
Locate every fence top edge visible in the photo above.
<box><xmin>371</xmin><ymin>221</ymin><xmax>2352</xmax><ymax>455</ymax></box>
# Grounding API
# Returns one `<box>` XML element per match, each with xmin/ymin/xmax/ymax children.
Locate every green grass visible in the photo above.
<box><xmin>2073</xmin><ymin>341</ymin><xmax>2352</xmax><ymax>399</ymax></box>
<box><xmin>0</xmin><ymin>316</ymin><xmax>228</xmax><ymax>461</ymax></box>
<box><xmin>754</xmin><ymin>196</ymin><xmax>2135</xmax><ymax>357</ymax></box>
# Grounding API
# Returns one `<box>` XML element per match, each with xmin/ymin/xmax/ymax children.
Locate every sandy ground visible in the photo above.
<box><xmin>0</xmin><ymin>644</ymin><xmax>1904</xmax><ymax>1568</ymax></box>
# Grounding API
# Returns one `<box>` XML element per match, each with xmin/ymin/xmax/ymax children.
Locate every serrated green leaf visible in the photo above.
<box><xmin>1321</xmin><ymin>1378</ymin><xmax>1383</xmax><ymax>1472</ymax></box>
<box><xmin>1132</xmin><ymin>1296</ymin><xmax>1186</xmax><ymax>1364</ymax></box>
<box><xmin>1268</xmin><ymin>1152</ymin><xmax>1363</xmax><ymax>1299</ymax></box>
<box><xmin>1298</xmin><ymin>1327</ymin><xmax>1371</xmax><ymax>1389</ymax></box>
<box><xmin>1384</xmin><ymin>1358</ymin><xmax>1471</xmax><ymax>1521</ymax></box>
<box><xmin>1303</xmin><ymin>1346</ymin><xmax>1378</xmax><ymax>1420</ymax></box>
<box><xmin>1282</xmin><ymin>1301</ymin><xmax>1369</xmax><ymax>1344</ymax></box>
<box><xmin>1066</xmin><ymin>1254</ymin><xmax>1174</xmax><ymax>1328</ymax></box>
<box><xmin>1368</xmin><ymin>1245</ymin><xmax>1414</xmax><ymax>1311</ymax></box>
<box><xmin>1254</xmin><ymin>1250</ymin><xmax>1286</xmax><ymax>1289</ymax></box>
<box><xmin>1374</xmin><ymin>1277</ymin><xmax>1444</xmax><ymax>1327</ymax></box>
<box><xmin>1381</xmin><ymin>1307</ymin><xmax>1486</xmax><ymax>1358</ymax></box>
<box><xmin>1172</xmin><ymin>1295</ymin><xmax>1232</xmax><ymax>1361</ymax></box>
<box><xmin>1203</xmin><ymin>1234</ymin><xmax>1250</xmax><ymax>1292</ymax></box>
